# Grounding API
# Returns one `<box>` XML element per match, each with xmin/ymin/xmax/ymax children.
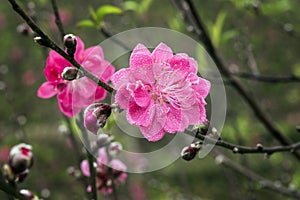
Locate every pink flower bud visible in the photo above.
<box><xmin>63</xmin><ymin>34</ymin><xmax>77</xmax><ymax>49</ymax></box>
<box><xmin>63</xmin><ymin>34</ymin><xmax>77</xmax><ymax>56</ymax></box>
<box><xmin>181</xmin><ymin>142</ymin><xmax>202</xmax><ymax>161</ymax></box>
<box><xmin>108</xmin><ymin>142</ymin><xmax>122</xmax><ymax>157</ymax></box>
<box><xmin>84</xmin><ymin>104</ymin><xmax>112</xmax><ymax>135</ymax></box>
<box><xmin>8</xmin><ymin>144</ymin><xmax>33</xmax><ymax>174</ymax></box>
<box><xmin>61</xmin><ymin>66</ymin><xmax>78</xmax><ymax>81</ymax></box>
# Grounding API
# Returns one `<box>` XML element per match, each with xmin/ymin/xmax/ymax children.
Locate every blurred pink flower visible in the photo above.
<box><xmin>37</xmin><ymin>36</ymin><xmax>115</xmax><ymax>117</ymax></box>
<box><xmin>80</xmin><ymin>148</ymin><xmax>127</xmax><ymax>195</ymax></box>
<box><xmin>50</xmin><ymin>9</ymin><xmax>71</xmax><ymax>30</ymax></box>
<box><xmin>111</xmin><ymin>43</ymin><xmax>210</xmax><ymax>141</ymax></box>
<box><xmin>22</xmin><ymin>70</ymin><xmax>37</xmax><ymax>86</ymax></box>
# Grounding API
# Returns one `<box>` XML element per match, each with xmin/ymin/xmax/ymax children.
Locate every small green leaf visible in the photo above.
<box><xmin>123</xmin><ymin>1</ymin><xmax>139</xmax><ymax>12</ymax></box>
<box><xmin>139</xmin><ymin>0</ymin><xmax>152</xmax><ymax>14</ymax></box>
<box><xmin>261</xmin><ymin>0</ymin><xmax>291</xmax><ymax>15</ymax></box>
<box><xmin>76</xmin><ymin>20</ymin><xmax>95</xmax><ymax>28</ymax></box>
<box><xmin>96</xmin><ymin>5</ymin><xmax>123</xmax><ymax>23</ymax></box>
<box><xmin>89</xmin><ymin>7</ymin><xmax>97</xmax><ymax>22</ymax></box>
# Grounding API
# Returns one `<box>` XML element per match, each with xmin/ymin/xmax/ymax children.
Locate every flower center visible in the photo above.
<box><xmin>151</xmin><ymin>70</ymin><xmax>195</xmax><ymax>109</ymax></box>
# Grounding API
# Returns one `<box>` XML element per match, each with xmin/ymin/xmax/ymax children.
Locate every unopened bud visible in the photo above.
<box><xmin>62</xmin><ymin>67</ymin><xmax>78</xmax><ymax>81</ymax></box>
<box><xmin>33</xmin><ymin>36</ymin><xmax>47</xmax><ymax>47</ymax></box>
<box><xmin>232</xmin><ymin>147</ymin><xmax>239</xmax><ymax>154</ymax></box>
<box><xmin>8</xmin><ymin>143</ymin><xmax>33</xmax><ymax>174</ymax></box>
<box><xmin>63</xmin><ymin>34</ymin><xmax>77</xmax><ymax>56</ymax></box>
<box><xmin>97</xmin><ymin>133</ymin><xmax>113</xmax><ymax>147</ymax></box>
<box><xmin>181</xmin><ymin>142</ymin><xmax>202</xmax><ymax>161</ymax></box>
<box><xmin>17</xmin><ymin>23</ymin><xmax>33</xmax><ymax>36</ymax></box>
<box><xmin>84</xmin><ymin>103</ymin><xmax>112</xmax><ymax>135</ymax></box>
<box><xmin>20</xmin><ymin>189</ymin><xmax>39</xmax><ymax>200</ymax></box>
<box><xmin>108</xmin><ymin>142</ymin><xmax>122</xmax><ymax>157</ymax></box>
<box><xmin>256</xmin><ymin>143</ymin><xmax>263</xmax><ymax>151</ymax></box>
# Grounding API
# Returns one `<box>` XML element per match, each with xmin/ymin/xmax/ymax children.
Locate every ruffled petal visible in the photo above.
<box><xmin>193</xmin><ymin>77</ymin><xmax>211</xmax><ymax>99</ymax></box>
<box><xmin>151</xmin><ymin>43</ymin><xmax>173</xmax><ymax>64</ymax></box>
<box><xmin>164</xmin><ymin>108</ymin><xmax>188</xmax><ymax>133</ymax></box>
<box><xmin>115</xmin><ymin>85</ymin><xmax>131</xmax><ymax>109</ymax></box>
<box><xmin>139</xmin><ymin>104</ymin><xmax>167</xmax><ymax>141</ymax></box>
<box><xmin>111</xmin><ymin>68</ymin><xmax>131</xmax><ymax>89</ymax></box>
<box><xmin>131</xmin><ymin>43</ymin><xmax>151</xmax><ymax>56</ymax></box>
<box><xmin>37</xmin><ymin>82</ymin><xmax>58</xmax><ymax>99</ymax></box>
<box><xmin>127</xmin><ymin>99</ymin><xmax>153</xmax><ymax>127</ymax></box>
<box><xmin>133</xmin><ymin>85</ymin><xmax>151</xmax><ymax>107</ymax></box>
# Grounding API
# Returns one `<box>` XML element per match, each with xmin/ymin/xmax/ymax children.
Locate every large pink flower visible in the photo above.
<box><xmin>80</xmin><ymin>148</ymin><xmax>127</xmax><ymax>195</ymax></box>
<box><xmin>37</xmin><ymin>37</ymin><xmax>115</xmax><ymax>117</ymax></box>
<box><xmin>111</xmin><ymin>43</ymin><xmax>210</xmax><ymax>141</ymax></box>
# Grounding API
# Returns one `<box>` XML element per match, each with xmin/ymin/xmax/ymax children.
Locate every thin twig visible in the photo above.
<box><xmin>100</xmin><ymin>27</ymin><xmax>131</xmax><ymax>51</ymax></box>
<box><xmin>185</xmin><ymin>129</ymin><xmax>300</xmax><ymax>155</ymax></box>
<box><xmin>0</xmin><ymin>172</ymin><xmax>26</xmax><ymax>200</ymax></box>
<box><xmin>50</xmin><ymin>0</ymin><xmax>65</xmax><ymax>41</ymax></box>
<box><xmin>213</xmin><ymin>151</ymin><xmax>300</xmax><ymax>199</ymax></box>
<box><xmin>77</xmin><ymin>114</ymin><xmax>98</xmax><ymax>200</ymax></box>
<box><xmin>174</xmin><ymin>0</ymin><xmax>300</xmax><ymax>160</ymax></box>
<box><xmin>7</xmin><ymin>0</ymin><xmax>114</xmax><ymax>93</ymax></box>
<box><xmin>230</xmin><ymin>72</ymin><xmax>300</xmax><ymax>83</ymax></box>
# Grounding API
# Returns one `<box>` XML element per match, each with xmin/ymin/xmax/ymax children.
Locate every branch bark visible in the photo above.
<box><xmin>174</xmin><ymin>0</ymin><xmax>300</xmax><ymax>160</ymax></box>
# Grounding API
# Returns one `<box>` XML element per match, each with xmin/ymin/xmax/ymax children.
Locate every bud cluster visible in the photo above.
<box><xmin>2</xmin><ymin>143</ymin><xmax>33</xmax><ymax>183</ymax></box>
<box><xmin>80</xmin><ymin>138</ymin><xmax>126</xmax><ymax>195</ymax></box>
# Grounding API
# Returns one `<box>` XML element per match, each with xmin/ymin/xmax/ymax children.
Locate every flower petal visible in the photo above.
<box><xmin>115</xmin><ymin>85</ymin><xmax>131</xmax><ymax>109</ymax></box>
<box><xmin>193</xmin><ymin>77</ymin><xmax>211</xmax><ymax>99</ymax></box>
<box><xmin>131</xmin><ymin>43</ymin><xmax>151</xmax><ymax>56</ymax></box>
<box><xmin>133</xmin><ymin>85</ymin><xmax>151</xmax><ymax>107</ymax></box>
<box><xmin>127</xmin><ymin>99</ymin><xmax>153</xmax><ymax>127</ymax></box>
<box><xmin>37</xmin><ymin>82</ymin><xmax>58</xmax><ymax>98</ymax></box>
<box><xmin>164</xmin><ymin>108</ymin><xmax>188</xmax><ymax>133</ymax></box>
<box><xmin>151</xmin><ymin>43</ymin><xmax>173</xmax><ymax>64</ymax></box>
<box><xmin>139</xmin><ymin>104</ymin><xmax>167</xmax><ymax>141</ymax></box>
<box><xmin>111</xmin><ymin>68</ymin><xmax>132</xmax><ymax>89</ymax></box>
<box><xmin>80</xmin><ymin>160</ymin><xmax>90</xmax><ymax>177</ymax></box>
<box><xmin>74</xmin><ymin>36</ymin><xmax>85</xmax><ymax>60</ymax></box>
<box><xmin>110</xmin><ymin>159</ymin><xmax>127</xmax><ymax>172</ymax></box>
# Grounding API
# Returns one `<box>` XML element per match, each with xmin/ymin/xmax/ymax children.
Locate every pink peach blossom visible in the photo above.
<box><xmin>111</xmin><ymin>43</ymin><xmax>210</xmax><ymax>141</ymax></box>
<box><xmin>80</xmin><ymin>147</ymin><xmax>127</xmax><ymax>195</ymax></box>
<box><xmin>37</xmin><ymin>36</ymin><xmax>115</xmax><ymax>117</ymax></box>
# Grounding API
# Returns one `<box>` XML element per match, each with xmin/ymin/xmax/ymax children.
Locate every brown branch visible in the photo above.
<box><xmin>174</xmin><ymin>0</ymin><xmax>300</xmax><ymax>160</ymax></box>
<box><xmin>185</xmin><ymin>129</ymin><xmax>300</xmax><ymax>155</ymax></box>
<box><xmin>0</xmin><ymin>172</ymin><xmax>27</xmax><ymax>200</ymax></box>
<box><xmin>213</xmin><ymin>151</ymin><xmax>300</xmax><ymax>199</ymax></box>
<box><xmin>7</xmin><ymin>0</ymin><xmax>114</xmax><ymax>94</ymax></box>
<box><xmin>230</xmin><ymin>72</ymin><xmax>300</xmax><ymax>83</ymax></box>
<box><xmin>50</xmin><ymin>0</ymin><xmax>65</xmax><ymax>41</ymax></box>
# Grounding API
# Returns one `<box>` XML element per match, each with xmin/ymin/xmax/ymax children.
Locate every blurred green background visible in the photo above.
<box><xmin>0</xmin><ymin>0</ymin><xmax>300</xmax><ymax>199</ymax></box>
